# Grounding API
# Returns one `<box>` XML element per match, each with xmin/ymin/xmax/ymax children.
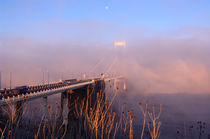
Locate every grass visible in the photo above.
<box><xmin>0</xmin><ymin>80</ymin><xmax>163</xmax><ymax>139</ymax></box>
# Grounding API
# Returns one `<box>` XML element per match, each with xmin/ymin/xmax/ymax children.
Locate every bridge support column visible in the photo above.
<box><xmin>61</xmin><ymin>92</ymin><xmax>69</xmax><ymax>126</ymax></box>
<box><xmin>123</xmin><ymin>79</ymin><xmax>127</xmax><ymax>91</ymax></box>
<box><xmin>42</xmin><ymin>96</ymin><xmax>48</xmax><ymax>124</ymax></box>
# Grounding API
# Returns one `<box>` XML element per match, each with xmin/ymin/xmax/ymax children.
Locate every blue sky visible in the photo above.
<box><xmin>0</xmin><ymin>0</ymin><xmax>210</xmax><ymax>38</ymax></box>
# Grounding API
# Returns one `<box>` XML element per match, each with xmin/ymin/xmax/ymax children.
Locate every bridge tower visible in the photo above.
<box><xmin>61</xmin><ymin>92</ymin><xmax>69</xmax><ymax>125</ymax></box>
<box><xmin>113</xmin><ymin>79</ymin><xmax>117</xmax><ymax>90</ymax></box>
<box><xmin>42</xmin><ymin>96</ymin><xmax>48</xmax><ymax>124</ymax></box>
<box><xmin>123</xmin><ymin>79</ymin><xmax>127</xmax><ymax>91</ymax></box>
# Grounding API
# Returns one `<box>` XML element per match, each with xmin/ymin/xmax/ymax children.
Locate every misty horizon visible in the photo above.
<box><xmin>1</xmin><ymin>29</ymin><xmax>210</xmax><ymax>94</ymax></box>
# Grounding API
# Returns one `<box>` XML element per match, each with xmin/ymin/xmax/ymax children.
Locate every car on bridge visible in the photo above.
<box><xmin>15</xmin><ymin>86</ymin><xmax>28</xmax><ymax>94</ymax></box>
<box><xmin>63</xmin><ymin>79</ymin><xmax>77</xmax><ymax>84</ymax></box>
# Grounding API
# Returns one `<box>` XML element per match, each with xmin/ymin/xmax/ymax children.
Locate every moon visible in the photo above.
<box><xmin>105</xmin><ymin>6</ymin><xmax>109</xmax><ymax>10</ymax></box>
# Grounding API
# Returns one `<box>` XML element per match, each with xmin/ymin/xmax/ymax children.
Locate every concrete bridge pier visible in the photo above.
<box><xmin>61</xmin><ymin>92</ymin><xmax>69</xmax><ymax>126</ymax></box>
<box><xmin>42</xmin><ymin>96</ymin><xmax>48</xmax><ymax>124</ymax></box>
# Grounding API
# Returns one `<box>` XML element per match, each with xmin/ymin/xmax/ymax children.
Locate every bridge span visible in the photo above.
<box><xmin>0</xmin><ymin>75</ymin><xmax>125</xmax><ymax>126</ymax></box>
<box><xmin>0</xmin><ymin>76</ymin><xmax>124</xmax><ymax>106</ymax></box>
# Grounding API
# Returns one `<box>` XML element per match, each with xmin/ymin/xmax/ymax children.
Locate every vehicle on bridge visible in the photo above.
<box><xmin>64</xmin><ymin>79</ymin><xmax>77</xmax><ymax>82</ymax></box>
<box><xmin>15</xmin><ymin>86</ymin><xmax>28</xmax><ymax>94</ymax></box>
<box><xmin>0</xmin><ymin>86</ymin><xmax>29</xmax><ymax>99</ymax></box>
<box><xmin>63</xmin><ymin>79</ymin><xmax>77</xmax><ymax>84</ymax></box>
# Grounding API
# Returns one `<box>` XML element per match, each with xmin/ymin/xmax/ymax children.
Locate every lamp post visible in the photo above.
<box><xmin>10</xmin><ymin>72</ymin><xmax>12</xmax><ymax>90</ymax></box>
<box><xmin>0</xmin><ymin>72</ymin><xmax>1</xmax><ymax>89</ymax></box>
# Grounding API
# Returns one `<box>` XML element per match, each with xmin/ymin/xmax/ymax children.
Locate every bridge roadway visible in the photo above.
<box><xmin>0</xmin><ymin>76</ymin><xmax>124</xmax><ymax>106</ymax></box>
<box><xmin>0</xmin><ymin>80</ymin><xmax>95</xmax><ymax>106</ymax></box>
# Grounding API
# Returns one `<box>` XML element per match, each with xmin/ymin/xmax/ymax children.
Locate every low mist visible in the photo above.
<box><xmin>1</xmin><ymin>33</ymin><xmax>210</xmax><ymax>94</ymax></box>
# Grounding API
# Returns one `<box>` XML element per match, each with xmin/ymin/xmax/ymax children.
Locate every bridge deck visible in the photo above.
<box><xmin>0</xmin><ymin>80</ymin><xmax>95</xmax><ymax>106</ymax></box>
<box><xmin>0</xmin><ymin>76</ymin><xmax>123</xmax><ymax>106</ymax></box>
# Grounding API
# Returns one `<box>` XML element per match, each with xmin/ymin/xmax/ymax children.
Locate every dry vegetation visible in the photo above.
<box><xmin>0</xmin><ymin>82</ymin><xmax>163</xmax><ymax>139</ymax></box>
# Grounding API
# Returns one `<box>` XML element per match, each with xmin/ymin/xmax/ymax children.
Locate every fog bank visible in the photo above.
<box><xmin>1</xmin><ymin>28</ymin><xmax>210</xmax><ymax>94</ymax></box>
